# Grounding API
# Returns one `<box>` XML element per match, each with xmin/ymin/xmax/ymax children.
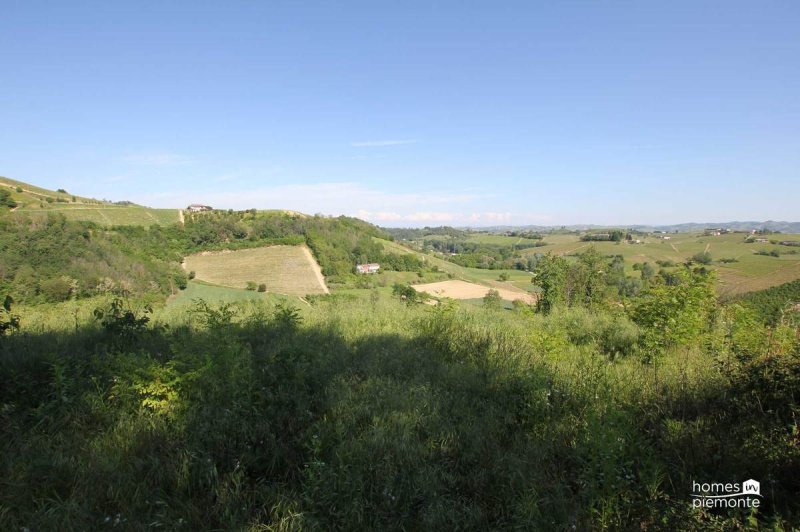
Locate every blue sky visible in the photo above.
<box><xmin>1</xmin><ymin>1</ymin><xmax>798</xmax><ymax>226</ymax></box>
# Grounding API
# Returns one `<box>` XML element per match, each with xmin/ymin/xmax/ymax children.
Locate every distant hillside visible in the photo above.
<box><xmin>402</xmin><ymin>221</ymin><xmax>800</xmax><ymax>233</ymax></box>
<box><xmin>0</xmin><ymin>176</ymin><xmax>180</xmax><ymax>226</ymax></box>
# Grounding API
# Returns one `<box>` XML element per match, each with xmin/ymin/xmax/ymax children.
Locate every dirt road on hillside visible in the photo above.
<box><xmin>302</xmin><ymin>245</ymin><xmax>330</xmax><ymax>294</ymax></box>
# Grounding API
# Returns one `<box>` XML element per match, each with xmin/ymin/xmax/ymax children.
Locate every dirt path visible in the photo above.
<box><xmin>302</xmin><ymin>245</ymin><xmax>330</xmax><ymax>294</ymax></box>
<box><xmin>178</xmin><ymin>209</ymin><xmax>185</xmax><ymax>225</ymax></box>
<box><xmin>704</xmin><ymin>243</ymin><xmax>710</xmax><ymax>253</ymax></box>
<box><xmin>563</xmin><ymin>243</ymin><xmax>591</xmax><ymax>255</ymax></box>
<box><xmin>670</xmin><ymin>243</ymin><xmax>680</xmax><ymax>253</ymax></box>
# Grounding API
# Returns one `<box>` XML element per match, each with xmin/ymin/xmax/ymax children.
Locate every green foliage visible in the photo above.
<box><xmin>735</xmin><ymin>279</ymin><xmax>800</xmax><ymax>325</ymax></box>
<box><xmin>257</xmin><ymin>283</ymin><xmax>267</xmax><ymax>292</ymax></box>
<box><xmin>533</xmin><ymin>248</ymin><xmax>608</xmax><ymax>313</ymax></box>
<box><xmin>245</xmin><ymin>280</ymin><xmax>257</xmax><ymax>291</ymax></box>
<box><xmin>532</xmin><ymin>253</ymin><xmax>567</xmax><ymax>312</ymax></box>
<box><xmin>273</xmin><ymin>303</ymin><xmax>302</xmax><ymax>330</ymax></box>
<box><xmin>0</xmin><ymin>295</ymin><xmax>20</xmax><ymax>336</ymax></box>
<box><xmin>482</xmin><ymin>288</ymin><xmax>502</xmax><ymax>309</ymax></box>
<box><xmin>0</xmin><ymin>295</ymin><xmax>798</xmax><ymax>529</ymax></box>
<box><xmin>629</xmin><ymin>268</ymin><xmax>716</xmax><ymax>356</ymax></box>
<box><xmin>691</xmin><ymin>251</ymin><xmax>712</xmax><ymax>264</ymax></box>
<box><xmin>392</xmin><ymin>282</ymin><xmax>419</xmax><ymax>303</ymax></box>
<box><xmin>0</xmin><ymin>189</ymin><xmax>17</xmax><ymax>209</ymax></box>
<box><xmin>93</xmin><ymin>298</ymin><xmax>152</xmax><ymax>341</ymax></box>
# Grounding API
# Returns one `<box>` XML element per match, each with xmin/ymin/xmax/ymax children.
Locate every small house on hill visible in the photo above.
<box><xmin>356</xmin><ymin>263</ymin><xmax>380</xmax><ymax>274</ymax></box>
<box><xmin>187</xmin><ymin>204</ymin><xmax>212</xmax><ymax>212</ymax></box>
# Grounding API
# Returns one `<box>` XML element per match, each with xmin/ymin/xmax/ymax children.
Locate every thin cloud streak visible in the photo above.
<box><xmin>350</xmin><ymin>140</ymin><xmax>418</xmax><ymax>147</ymax></box>
<box><xmin>121</xmin><ymin>152</ymin><xmax>193</xmax><ymax>166</ymax></box>
<box><xmin>127</xmin><ymin>181</ymin><xmax>550</xmax><ymax>226</ymax></box>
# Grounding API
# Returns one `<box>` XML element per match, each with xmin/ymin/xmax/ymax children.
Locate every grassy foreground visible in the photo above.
<box><xmin>1</xmin><ymin>293</ymin><xmax>798</xmax><ymax>530</ymax></box>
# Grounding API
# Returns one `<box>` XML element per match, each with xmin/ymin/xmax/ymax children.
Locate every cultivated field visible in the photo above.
<box><xmin>414</xmin><ymin>279</ymin><xmax>536</xmax><ymax>303</ymax></box>
<box><xmin>18</xmin><ymin>205</ymin><xmax>180</xmax><ymax>226</ymax></box>
<box><xmin>183</xmin><ymin>245</ymin><xmax>329</xmax><ymax>296</ymax></box>
<box><xmin>1</xmin><ymin>176</ymin><xmax>180</xmax><ymax>226</ymax></box>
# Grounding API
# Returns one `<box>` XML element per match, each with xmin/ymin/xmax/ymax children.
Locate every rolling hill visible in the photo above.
<box><xmin>0</xmin><ymin>176</ymin><xmax>180</xmax><ymax>226</ymax></box>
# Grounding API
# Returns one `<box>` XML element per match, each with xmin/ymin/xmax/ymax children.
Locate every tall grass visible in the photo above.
<box><xmin>1</xmin><ymin>295</ymin><xmax>797</xmax><ymax>529</ymax></box>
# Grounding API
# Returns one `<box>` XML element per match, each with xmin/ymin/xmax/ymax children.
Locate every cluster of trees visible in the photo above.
<box><xmin>0</xmin><ymin>214</ymin><xmax>187</xmax><ymax>303</ymax></box>
<box><xmin>580</xmin><ymin>230</ymin><xmax>627</xmax><ymax>242</ymax></box>
<box><xmin>735</xmin><ymin>279</ymin><xmax>800</xmax><ymax>325</ymax></box>
<box><xmin>424</xmin><ymin>239</ymin><xmax>546</xmax><ymax>270</ymax></box>
<box><xmin>531</xmin><ymin>248</ymin><xmax>609</xmax><ymax>312</ymax></box>
<box><xmin>532</xmin><ymin>248</ymin><xmax>719</xmax><ymax>356</ymax></box>
<box><xmin>382</xmin><ymin>225</ymin><xmax>468</xmax><ymax>240</ymax></box>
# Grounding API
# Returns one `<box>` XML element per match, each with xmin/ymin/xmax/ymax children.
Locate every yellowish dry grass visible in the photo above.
<box><xmin>413</xmin><ymin>279</ymin><xmax>536</xmax><ymax>303</ymax></box>
<box><xmin>183</xmin><ymin>245</ymin><xmax>329</xmax><ymax>296</ymax></box>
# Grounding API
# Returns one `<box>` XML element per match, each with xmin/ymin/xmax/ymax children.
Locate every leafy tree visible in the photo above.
<box><xmin>93</xmin><ymin>298</ymin><xmax>151</xmax><ymax>341</ymax></box>
<box><xmin>0</xmin><ymin>295</ymin><xmax>20</xmax><ymax>337</ymax></box>
<box><xmin>629</xmin><ymin>268</ymin><xmax>716</xmax><ymax>356</ymax></box>
<box><xmin>392</xmin><ymin>282</ymin><xmax>418</xmax><ymax>302</ymax></box>
<box><xmin>0</xmin><ymin>189</ymin><xmax>17</xmax><ymax>209</ymax></box>
<box><xmin>691</xmin><ymin>251</ymin><xmax>712</xmax><ymax>264</ymax></box>
<box><xmin>533</xmin><ymin>253</ymin><xmax>567</xmax><ymax>313</ymax></box>
<box><xmin>483</xmin><ymin>289</ymin><xmax>503</xmax><ymax>310</ymax></box>
<box><xmin>640</xmin><ymin>262</ymin><xmax>655</xmax><ymax>282</ymax></box>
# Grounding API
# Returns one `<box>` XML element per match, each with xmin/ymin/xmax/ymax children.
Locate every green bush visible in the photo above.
<box><xmin>39</xmin><ymin>277</ymin><xmax>73</xmax><ymax>302</ymax></box>
<box><xmin>0</xmin><ymin>295</ymin><xmax>20</xmax><ymax>336</ymax></box>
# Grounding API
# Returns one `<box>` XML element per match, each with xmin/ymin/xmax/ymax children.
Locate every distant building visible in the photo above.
<box><xmin>187</xmin><ymin>204</ymin><xmax>212</xmax><ymax>212</ymax></box>
<box><xmin>356</xmin><ymin>263</ymin><xmax>380</xmax><ymax>274</ymax></box>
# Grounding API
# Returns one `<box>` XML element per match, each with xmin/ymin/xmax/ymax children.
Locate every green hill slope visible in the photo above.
<box><xmin>0</xmin><ymin>176</ymin><xmax>180</xmax><ymax>226</ymax></box>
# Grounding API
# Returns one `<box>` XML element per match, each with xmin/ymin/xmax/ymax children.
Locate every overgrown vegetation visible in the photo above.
<box><xmin>735</xmin><ymin>279</ymin><xmax>800</xmax><ymax>326</ymax></box>
<box><xmin>1</xmin><ymin>290</ymin><xmax>797</xmax><ymax>529</ymax></box>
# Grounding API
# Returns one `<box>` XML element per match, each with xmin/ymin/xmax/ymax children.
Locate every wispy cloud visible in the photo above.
<box><xmin>127</xmin><ymin>181</ymin><xmax>548</xmax><ymax>227</ymax></box>
<box><xmin>122</xmin><ymin>152</ymin><xmax>193</xmax><ymax>166</ymax></box>
<box><xmin>350</xmin><ymin>139</ymin><xmax>418</xmax><ymax>147</ymax></box>
<box><xmin>357</xmin><ymin>210</ymin><xmax>553</xmax><ymax>226</ymax></box>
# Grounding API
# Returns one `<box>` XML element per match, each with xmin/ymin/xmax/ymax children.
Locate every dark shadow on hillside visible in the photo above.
<box><xmin>1</xmin><ymin>313</ymin><xmax>798</xmax><ymax>530</ymax></box>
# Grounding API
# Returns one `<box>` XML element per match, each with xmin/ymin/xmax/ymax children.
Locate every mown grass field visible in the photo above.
<box><xmin>183</xmin><ymin>245</ymin><xmax>329</xmax><ymax>296</ymax></box>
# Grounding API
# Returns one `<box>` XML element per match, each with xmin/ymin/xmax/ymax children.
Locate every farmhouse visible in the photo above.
<box><xmin>356</xmin><ymin>263</ymin><xmax>380</xmax><ymax>274</ymax></box>
<box><xmin>187</xmin><ymin>204</ymin><xmax>213</xmax><ymax>212</ymax></box>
